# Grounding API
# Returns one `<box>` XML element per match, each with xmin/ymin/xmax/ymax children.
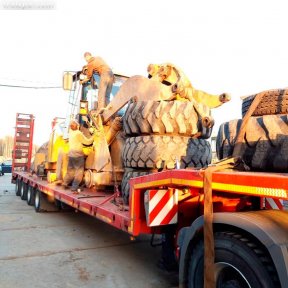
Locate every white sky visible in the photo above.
<box><xmin>0</xmin><ymin>0</ymin><xmax>288</xmax><ymax>145</ymax></box>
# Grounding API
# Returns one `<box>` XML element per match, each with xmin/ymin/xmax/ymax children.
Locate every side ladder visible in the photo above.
<box><xmin>12</xmin><ymin>113</ymin><xmax>35</xmax><ymax>172</ymax></box>
<box><xmin>63</xmin><ymin>77</ymin><xmax>81</xmax><ymax>139</ymax></box>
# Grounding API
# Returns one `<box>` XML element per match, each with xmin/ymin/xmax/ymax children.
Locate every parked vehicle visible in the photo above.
<box><xmin>0</xmin><ymin>160</ymin><xmax>12</xmax><ymax>175</ymax></box>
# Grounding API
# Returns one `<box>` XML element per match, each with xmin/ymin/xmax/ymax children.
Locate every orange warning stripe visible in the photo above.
<box><xmin>134</xmin><ymin>178</ymin><xmax>288</xmax><ymax>199</ymax></box>
<box><xmin>128</xmin><ymin>186</ymin><xmax>136</xmax><ymax>234</ymax></box>
<box><xmin>212</xmin><ymin>182</ymin><xmax>288</xmax><ymax>199</ymax></box>
<box><xmin>134</xmin><ymin>178</ymin><xmax>202</xmax><ymax>189</ymax></box>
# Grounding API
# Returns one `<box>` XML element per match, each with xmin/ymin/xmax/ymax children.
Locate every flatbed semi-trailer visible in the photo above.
<box><xmin>10</xmin><ymin>66</ymin><xmax>288</xmax><ymax>287</ymax></box>
<box><xmin>12</xmin><ymin>167</ymin><xmax>288</xmax><ymax>288</ymax></box>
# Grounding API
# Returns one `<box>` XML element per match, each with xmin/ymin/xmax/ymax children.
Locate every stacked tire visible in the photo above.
<box><xmin>216</xmin><ymin>89</ymin><xmax>288</xmax><ymax>172</ymax></box>
<box><xmin>241</xmin><ymin>89</ymin><xmax>288</xmax><ymax>117</ymax></box>
<box><xmin>121</xmin><ymin>100</ymin><xmax>212</xmax><ymax>204</ymax></box>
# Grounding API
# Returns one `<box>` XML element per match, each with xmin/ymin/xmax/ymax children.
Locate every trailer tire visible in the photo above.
<box><xmin>34</xmin><ymin>189</ymin><xmax>44</xmax><ymax>212</ymax></box>
<box><xmin>187</xmin><ymin>231</ymin><xmax>280</xmax><ymax>288</ymax></box>
<box><xmin>34</xmin><ymin>189</ymin><xmax>48</xmax><ymax>213</ymax></box>
<box><xmin>26</xmin><ymin>185</ymin><xmax>35</xmax><ymax>206</ymax></box>
<box><xmin>122</xmin><ymin>136</ymin><xmax>211</xmax><ymax>170</ymax></box>
<box><xmin>55</xmin><ymin>200</ymin><xmax>74</xmax><ymax>211</ymax></box>
<box><xmin>242</xmin><ymin>89</ymin><xmax>288</xmax><ymax>117</ymax></box>
<box><xmin>121</xmin><ymin>169</ymin><xmax>152</xmax><ymax>204</ymax></box>
<box><xmin>20</xmin><ymin>182</ymin><xmax>28</xmax><ymax>200</ymax></box>
<box><xmin>15</xmin><ymin>178</ymin><xmax>22</xmax><ymax>196</ymax></box>
<box><xmin>123</xmin><ymin>100</ymin><xmax>200</xmax><ymax>137</ymax></box>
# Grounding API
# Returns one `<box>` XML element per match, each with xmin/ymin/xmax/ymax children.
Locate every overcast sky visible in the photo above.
<box><xmin>0</xmin><ymin>0</ymin><xmax>288</xmax><ymax>145</ymax></box>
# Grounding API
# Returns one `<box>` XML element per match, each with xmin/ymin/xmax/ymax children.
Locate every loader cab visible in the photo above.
<box><xmin>63</xmin><ymin>71</ymin><xmax>129</xmax><ymax>115</ymax></box>
<box><xmin>90</xmin><ymin>73</ymin><xmax>129</xmax><ymax>101</ymax></box>
<box><xmin>86</xmin><ymin>73</ymin><xmax>129</xmax><ymax>113</ymax></box>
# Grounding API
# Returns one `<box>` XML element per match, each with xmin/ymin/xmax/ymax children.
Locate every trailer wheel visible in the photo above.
<box><xmin>123</xmin><ymin>100</ymin><xmax>200</xmax><ymax>137</ymax></box>
<box><xmin>34</xmin><ymin>189</ymin><xmax>59</xmax><ymax>212</ymax></box>
<box><xmin>122</xmin><ymin>136</ymin><xmax>211</xmax><ymax>170</ymax></box>
<box><xmin>15</xmin><ymin>178</ymin><xmax>22</xmax><ymax>196</ymax></box>
<box><xmin>20</xmin><ymin>182</ymin><xmax>28</xmax><ymax>200</ymax></box>
<box><xmin>26</xmin><ymin>185</ymin><xmax>35</xmax><ymax>206</ymax></box>
<box><xmin>121</xmin><ymin>169</ymin><xmax>151</xmax><ymax>204</ymax></box>
<box><xmin>34</xmin><ymin>189</ymin><xmax>43</xmax><ymax>212</ymax></box>
<box><xmin>54</xmin><ymin>199</ymin><xmax>62</xmax><ymax>210</ymax></box>
<box><xmin>187</xmin><ymin>231</ymin><xmax>280</xmax><ymax>288</ymax></box>
<box><xmin>242</xmin><ymin>89</ymin><xmax>288</xmax><ymax>117</ymax></box>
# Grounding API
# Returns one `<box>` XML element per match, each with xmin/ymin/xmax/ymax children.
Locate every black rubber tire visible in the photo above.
<box><xmin>34</xmin><ymin>189</ymin><xmax>43</xmax><ymax>212</ymax></box>
<box><xmin>20</xmin><ymin>182</ymin><xmax>29</xmax><ymax>200</ymax></box>
<box><xmin>242</xmin><ymin>89</ymin><xmax>288</xmax><ymax>117</ymax></box>
<box><xmin>54</xmin><ymin>199</ymin><xmax>62</xmax><ymax>210</ymax></box>
<box><xmin>216</xmin><ymin>119</ymin><xmax>242</xmax><ymax>160</ymax></box>
<box><xmin>26</xmin><ymin>185</ymin><xmax>35</xmax><ymax>206</ymax></box>
<box><xmin>15</xmin><ymin>178</ymin><xmax>22</xmax><ymax>196</ymax></box>
<box><xmin>123</xmin><ymin>100</ymin><xmax>199</xmax><ymax>137</ymax></box>
<box><xmin>122</xmin><ymin>136</ymin><xmax>212</xmax><ymax>170</ymax></box>
<box><xmin>187</xmin><ymin>231</ymin><xmax>280</xmax><ymax>288</ymax></box>
<box><xmin>216</xmin><ymin>114</ymin><xmax>288</xmax><ymax>172</ymax></box>
<box><xmin>54</xmin><ymin>199</ymin><xmax>73</xmax><ymax>211</ymax></box>
<box><xmin>121</xmin><ymin>169</ymin><xmax>152</xmax><ymax>204</ymax></box>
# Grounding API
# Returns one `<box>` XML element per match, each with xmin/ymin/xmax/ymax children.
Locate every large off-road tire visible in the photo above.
<box><xmin>216</xmin><ymin>119</ymin><xmax>242</xmax><ymax>160</ymax></box>
<box><xmin>216</xmin><ymin>114</ymin><xmax>288</xmax><ymax>172</ymax></box>
<box><xmin>242</xmin><ymin>89</ymin><xmax>288</xmax><ymax>117</ymax></box>
<box><xmin>122</xmin><ymin>135</ymin><xmax>212</xmax><ymax>170</ymax></box>
<box><xmin>36</xmin><ymin>141</ymin><xmax>49</xmax><ymax>154</ymax></box>
<box><xmin>187</xmin><ymin>231</ymin><xmax>280</xmax><ymax>288</ymax></box>
<box><xmin>31</xmin><ymin>141</ymin><xmax>49</xmax><ymax>173</ymax></box>
<box><xmin>121</xmin><ymin>169</ymin><xmax>152</xmax><ymax>204</ymax></box>
<box><xmin>123</xmin><ymin>100</ymin><xmax>199</xmax><ymax>137</ymax></box>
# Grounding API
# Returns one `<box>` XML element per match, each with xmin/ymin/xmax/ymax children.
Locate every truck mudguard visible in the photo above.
<box><xmin>178</xmin><ymin>210</ymin><xmax>288</xmax><ymax>288</ymax></box>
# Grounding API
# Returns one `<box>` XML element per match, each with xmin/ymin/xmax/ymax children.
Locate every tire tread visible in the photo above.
<box><xmin>123</xmin><ymin>100</ymin><xmax>200</xmax><ymax>136</ymax></box>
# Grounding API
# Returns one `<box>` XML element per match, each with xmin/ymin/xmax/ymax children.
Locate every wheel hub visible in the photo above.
<box><xmin>214</xmin><ymin>262</ymin><xmax>251</xmax><ymax>288</ymax></box>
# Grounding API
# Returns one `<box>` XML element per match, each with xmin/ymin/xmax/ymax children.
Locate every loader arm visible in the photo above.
<box><xmin>101</xmin><ymin>75</ymin><xmax>175</xmax><ymax>124</ymax></box>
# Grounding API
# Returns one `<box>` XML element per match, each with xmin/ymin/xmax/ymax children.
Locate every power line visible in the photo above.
<box><xmin>0</xmin><ymin>84</ymin><xmax>62</xmax><ymax>89</ymax></box>
<box><xmin>0</xmin><ymin>76</ymin><xmax>58</xmax><ymax>85</ymax></box>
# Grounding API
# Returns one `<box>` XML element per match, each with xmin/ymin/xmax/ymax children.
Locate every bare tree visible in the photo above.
<box><xmin>0</xmin><ymin>135</ymin><xmax>41</xmax><ymax>161</ymax></box>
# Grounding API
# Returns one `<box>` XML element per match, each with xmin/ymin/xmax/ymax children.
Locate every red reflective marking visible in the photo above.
<box><xmin>149</xmin><ymin>189</ymin><xmax>159</xmax><ymax>201</ymax></box>
<box><xmin>160</xmin><ymin>203</ymin><xmax>178</xmax><ymax>225</ymax></box>
<box><xmin>274</xmin><ymin>199</ymin><xmax>283</xmax><ymax>210</ymax></box>
<box><xmin>149</xmin><ymin>191</ymin><xmax>172</xmax><ymax>223</ymax></box>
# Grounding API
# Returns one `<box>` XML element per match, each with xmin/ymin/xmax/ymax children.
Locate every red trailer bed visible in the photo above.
<box><xmin>13</xmin><ymin>168</ymin><xmax>288</xmax><ymax>237</ymax></box>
